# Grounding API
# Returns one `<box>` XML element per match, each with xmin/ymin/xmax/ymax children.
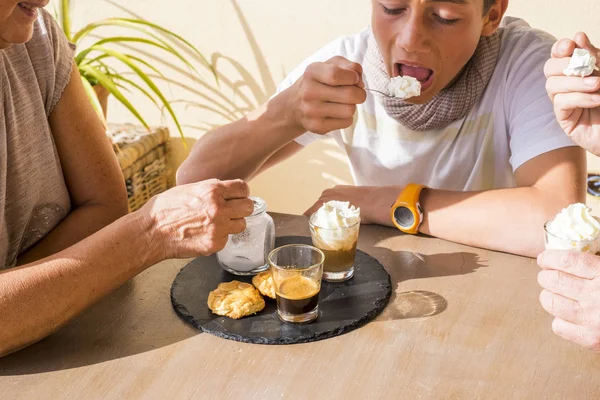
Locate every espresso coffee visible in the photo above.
<box><xmin>276</xmin><ymin>275</ymin><xmax>320</xmax><ymax>315</ymax></box>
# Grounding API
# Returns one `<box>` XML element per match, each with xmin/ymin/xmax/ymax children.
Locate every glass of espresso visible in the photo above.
<box><xmin>309</xmin><ymin>215</ymin><xmax>360</xmax><ymax>282</ymax></box>
<box><xmin>268</xmin><ymin>244</ymin><xmax>325</xmax><ymax>323</ymax></box>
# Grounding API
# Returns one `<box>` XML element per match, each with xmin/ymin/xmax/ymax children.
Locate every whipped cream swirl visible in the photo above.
<box><xmin>563</xmin><ymin>48</ymin><xmax>600</xmax><ymax>77</ymax></box>
<box><xmin>312</xmin><ymin>201</ymin><xmax>360</xmax><ymax>229</ymax></box>
<box><xmin>388</xmin><ymin>76</ymin><xmax>421</xmax><ymax>100</ymax></box>
<box><xmin>310</xmin><ymin>201</ymin><xmax>360</xmax><ymax>250</ymax></box>
<box><xmin>545</xmin><ymin>203</ymin><xmax>600</xmax><ymax>252</ymax></box>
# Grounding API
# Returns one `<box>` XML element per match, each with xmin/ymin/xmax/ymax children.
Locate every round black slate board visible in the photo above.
<box><xmin>170</xmin><ymin>236</ymin><xmax>392</xmax><ymax>345</ymax></box>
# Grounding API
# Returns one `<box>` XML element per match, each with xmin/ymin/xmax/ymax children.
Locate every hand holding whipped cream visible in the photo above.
<box><xmin>545</xmin><ymin>203</ymin><xmax>600</xmax><ymax>252</ymax></box>
<box><xmin>388</xmin><ymin>76</ymin><xmax>421</xmax><ymax>100</ymax></box>
<box><xmin>563</xmin><ymin>48</ymin><xmax>600</xmax><ymax>77</ymax></box>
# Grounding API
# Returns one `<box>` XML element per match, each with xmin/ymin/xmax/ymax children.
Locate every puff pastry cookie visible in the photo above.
<box><xmin>252</xmin><ymin>270</ymin><xmax>276</xmax><ymax>299</ymax></box>
<box><xmin>207</xmin><ymin>281</ymin><xmax>265</xmax><ymax>319</ymax></box>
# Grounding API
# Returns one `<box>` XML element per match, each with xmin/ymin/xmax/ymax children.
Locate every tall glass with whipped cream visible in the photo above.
<box><xmin>544</xmin><ymin>203</ymin><xmax>600</xmax><ymax>254</ymax></box>
<box><xmin>309</xmin><ymin>201</ymin><xmax>361</xmax><ymax>282</ymax></box>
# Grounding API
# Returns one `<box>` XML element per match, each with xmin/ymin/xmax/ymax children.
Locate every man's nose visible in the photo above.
<box><xmin>394</xmin><ymin>14</ymin><xmax>429</xmax><ymax>53</ymax></box>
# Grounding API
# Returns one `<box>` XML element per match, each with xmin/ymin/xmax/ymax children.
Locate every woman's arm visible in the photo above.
<box><xmin>1</xmin><ymin>179</ymin><xmax>252</xmax><ymax>357</ymax></box>
<box><xmin>17</xmin><ymin>63</ymin><xmax>128</xmax><ymax>265</ymax></box>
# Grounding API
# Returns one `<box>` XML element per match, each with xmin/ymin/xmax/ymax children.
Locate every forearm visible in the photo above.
<box><xmin>0</xmin><ymin>211</ymin><xmax>160</xmax><ymax>357</ymax></box>
<box><xmin>419</xmin><ymin>187</ymin><xmax>574</xmax><ymax>257</ymax></box>
<box><xmin>369</xmin><ymin>186</ymin><xmax>577</xmax><ymax>258</ymax></box>
<box><xmin>177</xmin><ymin>90</ymin><xmax>304</xmax><ymax>184</ymax></box>
<box><xmin>417</xmin><ymin>147</ymin><xmax>584</xmax><ymax>257</ymax></box>
<box><xmin>17</xmin><ymin>202</ymin><xmax>127</xmax><ymax>265</ymax></box>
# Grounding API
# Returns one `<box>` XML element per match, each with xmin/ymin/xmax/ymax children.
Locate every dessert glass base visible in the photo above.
<box><xmin>323</xmin><ymin>266</ymin><xmax>354</xmax><ymax>282</ymax></box>
<box><xmin>218</xmin><ymin>262</ymin><xmax>269</xmax><ymax>276</ymax></box>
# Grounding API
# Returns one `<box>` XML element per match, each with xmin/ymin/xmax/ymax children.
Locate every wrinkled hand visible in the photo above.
<box><xmin>140</xmin><ymin>179</ymin><xmax>253</xmax><ymax>259</ymax></box>
<box><xmin>289</xmin><ymin>56</ymin><xmax>367</xmax><ymax>135</ymax></box>
<box><xmin>544</xmin><ymin>32</ymin><xmax>600</xmax><ymax>156</ymax></box>
<box><xmin>304</xmin><ymin>185</ymin><xmax>391</xmax><ymax>226</ymax></box>
<box><xmin>537</xmin><ymin>250</ymin><xmax>600</xmax><ymax>351</ymax></box>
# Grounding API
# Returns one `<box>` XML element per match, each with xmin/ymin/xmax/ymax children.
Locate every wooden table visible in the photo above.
<box><xmin>1</xmin><ymin>213</ymin><xmax>599</xmax><ymax>399</ymax></box>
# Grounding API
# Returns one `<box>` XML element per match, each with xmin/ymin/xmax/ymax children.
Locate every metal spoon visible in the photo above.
<box><xmin>365</xmin><ymin>87</ymin><xmax>395</xmax><ymax>98</ymax></box>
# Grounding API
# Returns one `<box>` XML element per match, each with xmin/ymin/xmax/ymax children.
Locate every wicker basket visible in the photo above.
<box><xmin>109</xmin><ymin>124</ymin><xmax>173</xmax><ymax>212</ymax></box>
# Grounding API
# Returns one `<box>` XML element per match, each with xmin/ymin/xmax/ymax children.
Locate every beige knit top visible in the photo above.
<box><xmin>0</xmin><ymin>9</ymin><xmax>75</xmax><ymax>268</ymax></box>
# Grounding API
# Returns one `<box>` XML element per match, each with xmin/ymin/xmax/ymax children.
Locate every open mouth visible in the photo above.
<box><xmin>18</xmin><ymin>2</ymin><xmax>40</xmax><ymax>17</ymax></box>
<box><xmin>396</xmin><ymin>63</ymin><xmax>434</xmax><ymax>91</ymax></box>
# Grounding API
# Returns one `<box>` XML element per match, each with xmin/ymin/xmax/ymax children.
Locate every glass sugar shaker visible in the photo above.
<box><xmin>217</xmin><ymin>197</ymin><xmax>275</xmax><ymax>275</ymax></box>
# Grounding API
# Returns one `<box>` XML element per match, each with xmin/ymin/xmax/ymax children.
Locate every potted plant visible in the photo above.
<box><xmin>56</xmin><ymin>0</ymin><xmax>214</xmax><ymax>139</ymax></box>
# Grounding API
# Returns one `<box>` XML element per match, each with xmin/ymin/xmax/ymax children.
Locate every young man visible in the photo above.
<box><xmin>178</xmin><ymin>0</ymin><xmax>585</xmax><ymax>258</ymax></box>
<box><xmin>538</xmin><ymin>32</ymin><xmax>600</xmax><ymax>352</ymax></box>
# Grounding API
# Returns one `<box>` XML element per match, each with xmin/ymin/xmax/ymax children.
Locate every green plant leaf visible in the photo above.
<box><xmin>89</xmin><ymin>46</ymin><xmax>186</xmax><ymax>141</ymax></box>
<box><xmin>61</xmin><ymin>0</ymin><xmax>72</xmax><ymax>41</ymax></box>
<box><xmin>84</xmin><ymin>53</ymin><xmax>166</xmax><ymax>80</ymax></box>
<box><xmin>72</xmin><ymin>17</ymin><xmax>217</xmax><ymax>83</ymax></box>
<box><xmin>80</xmin><ymin>75</ymin><xmax>107</xmax><ymax>128</ymax></box>
<box><xmin>80</xmin><ymin>21</ymin><xmax>199</xmax><ymax>73</ymax></box>
<box><xmin>109</xmin><ymin>74</ymin><xmax>161</xmax><ymax>109</ymax></box>
<box><xmin>77</xmin><ymin>37</ymin><xmax>164</xmax><ymax>64</ymax></box>
<box><xmin>88</xmin><ymin>53</ymin><xmax>166</xmax><ymax>79</ymax></box>
<box><xmin>75</xmin><ymin>36</ymin><xmax>198</xmax><ymax>80</ymax></box>
<box><xmin>72</xmin><ymin>20</ymin><xmax>197</xmax><ymax>74</ymax></box>
<box><xmin>79</xmin><ymin>63</ymin><xmax>150</xmax><ymax>130</ymax></box>
<box><xmin>112</xmin><ymin>81</ymin><xmax>131</xmax><ymax>93</ymax></box>
<box><xmin>92</xmin><ymin>59</ymin><xmax>119</xmax><ymax>76</ymax></box>
<box><xmin>114</xmin><ymin>18</ymin><xmax>215</xmax><ymax>77</ymax></box>
<box><xmin>98</xmin><ymin>35</ymin><xmax>197</xmax><ymax>75</ymax></box>
<box><xmin>79</xmin><ymin>57</ymin><xmax>119</xmax><ymax>86</ymax></box>
<box><xmin>73</xmin><ymin>18</ymin><xmax>207</xmax><ymax>66</ymax></box>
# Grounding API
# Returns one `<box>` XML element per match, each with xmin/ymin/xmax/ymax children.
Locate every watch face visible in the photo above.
<box><xmin>393</xmin><ymin>206</ymin><xmax>414</xmax><ymax>228</ymax></box>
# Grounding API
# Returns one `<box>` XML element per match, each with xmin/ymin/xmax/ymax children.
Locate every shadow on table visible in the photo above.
<box><xmin>359</xmin><ymin>231</ymin><xmax>488</xmax><ymax>321</ymax></box>
<box><xmin>380</xmin><ymin>290</ymin><xmax>448</xmax><ymax>320</ymax></box>
<box><xmin>0</xmin><ymin>272</ymin><xmax>198</xmax><ymax>376</ymax></box>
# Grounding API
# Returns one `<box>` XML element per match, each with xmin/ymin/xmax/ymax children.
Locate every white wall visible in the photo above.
<box><xmin>58</xmin><ymin>0</ymin><xmax>600</xmax><ymax>213</ymax></box>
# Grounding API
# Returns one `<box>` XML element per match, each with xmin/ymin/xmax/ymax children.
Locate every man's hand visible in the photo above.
<box><xmin>140</xmin><ymin>179</ymin><xmax>254</xmax><ymax>259</ymax></box>
<box><xmin>537</xmin><ymin>249</ymin><xmax>600</xmax><ymax>351</ymax></box>
<box><xmin>289</xmin><ymin>56</ymin><xmax>367</xmax><ymax>135</ymax></box>
<box><xmin>544</xmin><ymin>32</ymin><xmax>600</xmax><ymax>156</ymax></box>
<box><xmin>304</xmin><ymin>185</ymin><xmax>394</xmax><ymax>226</ymax></box>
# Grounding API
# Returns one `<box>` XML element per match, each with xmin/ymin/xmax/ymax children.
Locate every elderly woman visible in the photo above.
<box><xmin>1</xmin><ymin>5</ymin><xmax>128</xmax><ymax>267</ymax></box>
<box><xmin>1</xmin><ymin>4</ymin><xmax>253</xmax><ymax>356</ymax></box>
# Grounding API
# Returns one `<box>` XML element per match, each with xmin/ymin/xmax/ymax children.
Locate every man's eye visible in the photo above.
<box><xmin>382</xmin><ymin>5</ymin><xmax>406</xmax><ymax>16</ymax></box>
<box><xmin>433</xmin><ymin>14</ymin><xmax>460</xmax><ymax>25</ymax></box>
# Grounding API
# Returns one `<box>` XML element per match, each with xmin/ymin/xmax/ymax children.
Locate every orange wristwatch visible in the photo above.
<box><xmin>390</xmin><ymin>184</ymin><xmax>427</xmax><ymax>234</ymax></box>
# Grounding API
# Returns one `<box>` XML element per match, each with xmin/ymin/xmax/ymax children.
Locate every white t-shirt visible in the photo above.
<box><xmin>276</xmin><ymin>18</ymin><xmax>575</xmax><ymax>191</ymax></box>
